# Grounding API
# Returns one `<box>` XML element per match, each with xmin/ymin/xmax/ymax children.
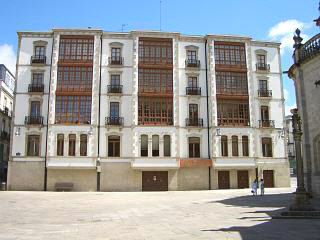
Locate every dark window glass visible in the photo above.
<box><xmin>262</xmin><ymin>137</ymin><xmax>272</xmax><ymax>157</ymax></box>
<box><xmin>217</xmin><ymin>101</ymin><xmax>249</xmax><ymax>126</ymax></box>
<box><xmin>111</xmin><ymin>75</ymin><xmax>120</xmax><ymax>86</ymax></box>
<box><xmin>141</xmin><ymin>135</ymin><xmax>148</xmax><ymax>157</ymax></box>
<box><xmin>27</xmin><ymin>135</ymin><xmax>40</xmax><ymax>156</ymax></box>
<box><xmin>68</xmin><ymin>134</ymin><xmax>76</xmax><ymax>156</ymax></box>
<box><xmin>59</xmin><ymin>36</ymin><xmax>94</xmax><ymax>61</ymax></box>
<box><xmin>152</xmin><ymin>135</ymin><xmax>159</xmax><ymax>157</ymax></box>
<box><xmin>164</xmin><ymin>135</ymin><xmax>171</xmax><ymax>157</ymax></box>
<box><xmin>232</xmin><ymin>135</ymin><xmax>239</xmax><ymax>156</ymax></box>
<box><xmin>242</xmin><ymin>136</ymin><xmax>249</xmax><ymax>156</ymax></box>
<box><xmin>34</xmin><ymin>46</ymin><xmax>45</xmax><ymax>57</ymax></box>
<box><xmin>108</xmin><ymin>135</ymin><xmax>120</xmax><ymax>157</ymax></box>
<box><xmin>214</xmin><ymin>42</ymin><xmax>246</xmax><ymax>67</ymax></box>
<box><xmin>138</xmin><ymin>68</ymin><xmax>173</xmax><ymax>93</ymax></box>
<box><xmin>30</xmin><ymin>101</ymin><xmax>40</xmax><ymax>116</ymax></box>
<box><xmin>221</xmin><ymin>135</ymin><xmax>228</xmax><ymax>157</ymax></box>
<box><xmin>189</xmin><ymin>137</ymin><xmax>200</xmax><ymax>158</ymax></box>
<box><xmin>80</xmin><ymin>134</ymin><xmax>87</xmax><ymax>156</ymax></box>
<box><xmin>32</xmin><ymin>73</ymin><xmax>43</xmax><ymax>85</ymax></box>
<box><xmin>110</xmin><ymin>102</ymin><xmax>119</xmax><ymax>118</ymax></box>
<box><xmin>188</xmin><ymin>77</ymin><xmax>198</xmax><ymax>87</ymax></box>
<box><xmin>216</xmin><ymin>72</ymin><xmax>248</xmax><ymax>95</ymax></box>
<box><xmin>57</xmin><ymin>134</ymin><xmax>64</xmax><ymax>156</ymax></box>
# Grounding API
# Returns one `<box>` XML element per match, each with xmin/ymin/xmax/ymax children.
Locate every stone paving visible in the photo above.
<box><xmin>1</xmin><ymin>180</ymin><xmax>319</xmax><ymax>240</ymax></box>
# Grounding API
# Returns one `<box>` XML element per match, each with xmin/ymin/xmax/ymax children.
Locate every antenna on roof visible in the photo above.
<box><xmin>160</xmin><ymin>0</ymin><xmax>162</xmax><ymax>31</ymax></box>
<box><xmin>121</xmin><ymin>24</ymin><xmax>128</xmax><ymax>32</ymax></box>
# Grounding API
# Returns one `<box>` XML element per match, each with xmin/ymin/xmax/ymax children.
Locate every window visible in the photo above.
<box><xmin>188</xmin><ymin>77</ymin><xmax>198</xmax><ymax>87</ymax></box>
<box><xmin>164</xmin><ymin>135</ymin><xmax>171</xmax><ymax>157</ymax></box>
<box><xmin>242</xmin><ymin>136</ymin><xmax>249</xmax><ymax>156</ymax></box>
<box><xmin>261</xmin><ymin>106</ymin><xmax>269</xmax><ymax>120</ymax></box>
<box><xmin>59</xmin><ymin>36</ymin><xmax>94</xmax><ymax>61</ymax></box>
<box><xmin>214</xmin><ymin>42</ymin><xmax>246</xmax><ymax>67</ymax></box>
<box><xmin>257</xmin><ymin>54</ymin><xmax>266</xmax><ymax>65</ymax></box>
<box><xmin>152</xmin><ymin>135</ymin><xmax>159</xmax><ymax>156</ymax></box>
<box><xmin>32</xmin><ymin>73</ymin><xmax>43</xmax><ymax>85</ymax></box>
<box><xmin>189</xmin><ymin>104</ymin><xmax>198</xmax><ymax>120</ymax></box>
<box><xmin>27</xmin><ymin>135</ymin><xmax>40</xmax><ymax>156</ymax></box>
<box><xmin>108</xmin><ymin>135</ymin><xmax>120</xmax><ymax>157</ymax></box>
<box><xmin>138</xmin><ymin>97</ymin><xmax>173</xmax><ymax>125</ymax></box>
<box><xmin>55</xmin><ymin>96</ymin><xmax>91</xmax><ymax>124</ymax></box>
<box><xmin>30</xmin><ymin>101</ymin><xmax>40</xmax><ymax>116</ymax></box>
<box><xmin>110</xmin><ymin>74</ymin><xmax>120</xmax><ymax>86</ymax></box>
<box><xmin>139</xmin><ymin>38</ymin><xmax>172</xmax><ymax>65</ymax></box>
<box><xmin>217</xmin><ymin>101</ymin><xmax>249</xmax><ymax>126</ymax></box>
<box><xmin>111</xmin><ymin>48</ymin><xmax>121</xmax><ymax>60</ymax></box>
<box><xmin>57</xmin><ymin>134</ymin><xmax>64</xmax><ymax>156</ymax></box>
<box><xmin>110</xmin><ymin>102</ymin><xmax>119</xmax><ymax>118</ymax></box>
<box><xmin>141</xmin><ymin>135</ymin><xmax>148</xmax><ymax>157</ymax></box>
<box><xmin>80</xmin><ymin>134</ymin><xmax>87</xmax><ymax>156</ymax></box>
<box><xmin>232</xmin><ymin>135</ymin><xmax>239</xmax><ymax>156</ymax></box>
<box><xmin>57</xmin><ymin>66</ymin><xmax>93</xmax><ymax>92</ymax></box>
<box><xmin>1</xmin><ymin>119</ymin><xmax>5</xmax><ymax>132</ymax></box>
<box><xmin>34</xmin><ymin>46</ymin><xmax>45</xmax><ymax>57</ymax></box>
<box><xmin>189</xmin><ymin>137</ymin><xmax>200</xmax><ymax>158</ymax></box>
<box><xmin>187</xmin><ymin>50</ymin><xmax>197</xmax><ymax>61</ymax></box>
<box><xmin>68</xmin><ymin>134</ymin><xmax>76</xmax><ymax>156</ymax></box>
<box><xmin>221</xmin><ymin>135</ymin><xmax>228</xmax><ymax>157</ymax></box>
<box><xmin>262</xmin><ymin>137</ymin><xmax>272</xmax><ymax>157</ymax></box>
<box><xmin>138</xmin><ymin>68</ymin><xmax>173</xmax><ymax>93</ymax></box>
<box><xmin>216</xmin><ymin>72</ymin><xmax>248</xmax><ymax>95</ymax></box>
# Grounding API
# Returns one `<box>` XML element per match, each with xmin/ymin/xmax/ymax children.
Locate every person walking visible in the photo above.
<box><xmin>251</xmin><ymin>179</ymin><xmax>258</xmax><ymax>196</ymax></box>
<box><xmin>260</xmin><ymin>179</ymin><xmax>265</xmax><ymax>196</ymax></box>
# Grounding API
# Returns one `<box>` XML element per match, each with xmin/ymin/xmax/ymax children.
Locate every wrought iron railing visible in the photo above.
<box><xmin>186</xmin><ymin>118</ymin><xmax>203</xmax><ymax>127</ymax></box>
<box><xmin>105</xmin><ymin>116</ymin><xmax>124</xmax><ymax>126</ymax></box>
<box><xmin>25</xmin><ymin>116</ymin><xmax>43</xmax><ymax>125</ymax></box>
<box><xmin>28</xmin><ymin>84</ymin><xmax>44</xmax><ymax>93</ymax></box>
<box><xmin>256</xmin><ymin>63</ymin><xmax>270</xmax><ymax>71</ymax></box>
<box><xmin>107</xmin><ymin>85</ymin><xmax>123</xmax><ymax>93</ymax></box>
<box><xmin>185</xmin><ymin>59</ymin><xmax>200</xmax><ymax>68</ymax></box>
<box><xmin>108</xmin><ymin>56</ymin><xmax>123</xmax><ymax>65</ymax></box>
<box><xmin>258</xmin><ymin>90</ymin><xmax>272</xmax><ymax>97</ymax></box>
<box><xmin>186</xmin><ymin>87</ymin><xmax>201</xmax><ymax>95</ymax></box>
<box><xmin>259</xmin><ymin>120</ymin><xmax>275</xmax><ymax>128</ymax></box>
<box><xmin>31</xmin><ymin>55</ymin><xmax>46</xmax><ymax>64</ymax></box>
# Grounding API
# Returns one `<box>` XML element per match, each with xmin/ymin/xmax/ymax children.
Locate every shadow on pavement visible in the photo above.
<box><xmin>202</xmin><ymin>193</ymin><xmax>320</xmax><ymax>240</ymax></box>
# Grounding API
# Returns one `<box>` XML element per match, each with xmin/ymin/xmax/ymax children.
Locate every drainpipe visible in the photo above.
<box><xmin>97</xmin><ymin>34</ymin><xmax>103</xmax><ymax>191</ymax></box>
<box><xmin>44</xmin><ymin>33</ymin><xmax>55</xmax><ymax>191</ymax></box>
<box><xmin>205</xmin><ymin>39</ymin><xmax>211</xmax><ymax>190</ymax></box>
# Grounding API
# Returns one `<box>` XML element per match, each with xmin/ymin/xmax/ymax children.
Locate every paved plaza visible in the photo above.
<box><xmin>1</xmin><ymin>179</ymin><xmax>319</xmax><ymax>240</ymax></box>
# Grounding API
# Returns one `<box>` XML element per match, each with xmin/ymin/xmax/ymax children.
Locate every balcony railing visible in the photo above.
<box><xmin>300</xmin><ymin>33</ymin><xmax>320</xmax><ymax>63</ymax></box>
<box><xmin>186</xmin><ymin>118</ymin><xmax>203</xmax><ymax>127</ymax></box>
<box><xmin>0</xmin><ymin>131</ymin><xmax>10</xmax><ymax>141</ymax></box>
<box><xmin>25</xmin><ymin>116</ymin><xmax>43</xmax><ymax>125</ymax></box>
<box><xmin>185</xmin><ymin>59</ymin><xmax>200</xmax><ymax>68</ymax></box>
<box><xmin>0</xmin><ymin>107</ymin><xmax>11</xmax><ymax>117</ymax></box>
<box><xmin>258</xmin><ymin>90</ymin><xmax>272</xmax><ymax>97</ymax></box>
<box><xmin>186</xmin><ymin>87</ymin><xmax>201</xmax><ymax>95</ymax></box>
<box><xmin>259</xmin><ymin>120</ymin><xmax>275</xmax><ymax>128</ymax></box>
<box><xmin>105</xmin><ymin>116</ymin><xmax>123</xmax><ymax>126</ymax></box>
<box><xmin>31</xmin><ymin>55</ymin><xmax>46</xmax><ymax>64</ymax></box>
<box><xmin>256</xmin><ymin>63</ymin><xmax>270</xmax><ymax>71</ymax></box>
<box><xmin>107</xmin><ymin>85</ymin><xmax>123</xmax><ymax>94</ymax></box>
<box><xmin>108</xmin><ymin>56</ymin><xmax>123</xmax><ymax>65</ymax></box>
<box><xmin>28</xmin><ymin>84</ymin><xmax>44</xmax><ymax>93</ymax></box>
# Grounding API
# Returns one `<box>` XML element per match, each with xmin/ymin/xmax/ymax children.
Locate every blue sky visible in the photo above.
<box><xmin>0</xmin><ymin>0</ymin><xmax>318</xmax><ymax>114</ymax></box>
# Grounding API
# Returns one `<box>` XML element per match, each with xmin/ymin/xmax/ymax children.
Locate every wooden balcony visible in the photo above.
<box><xmin>105</xmin><ymin>117</ymin><xmax>123</xmax><ymax>126</ymax></box>
<box><xmin>258</xmin><ymin>90</ymin><xmax>272</xmax><ymax>98</ymax></box>
<box><xmin>28</xmin><ymin>84</ymin><xmax>44</xmax><ymax>93</ymax></box>
<box><xmin>25</xmin><ymin>116</ymin><xmax>43</xmax><ymax>125</ymax></box>
<box><xmin>186</xmin><ymin>118</ymin><xmax>203</xmax><ymax>127</ymax></box>
<box><xmin>186</xmin><ymin>87</ymin><xmax>201</xmax><ymax>95</ymax></box>
<box><xmin>31</xmin><ymin>55</ymin><xmax>46</xmax><ymax>64</ymax></box>
<box><xmin>259</xmin><ymin>120</ymin><xmax>275</xmax><ymax>128</ymax></box>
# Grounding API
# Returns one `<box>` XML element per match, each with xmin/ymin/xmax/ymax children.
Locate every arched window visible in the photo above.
<box><xmin>164</xmin><ymin>135</ymin><xmax>171</xmax><ymax>157</ymax></box>
<box><xmin>108</xmin><ymin>135</ymin><xmax>120</xmax><ymax>157</ymax></box>
<box><xmin>221</xmin><ymin>135</ymin><xmax>228</xmax><ymax>157</ymax></box>
<box><xmin>232</xmin><ymin>135</ymin><xmax>238</xmax><ymax>156</ymax></box>
<box><xmin>152</xmin><ymin>135</ymin><xmax>159</xmax><ymax>156</ymax></box>
<box><xmin>80</xmin><ymin>134</ymin><xmax>88</xmax><ymax>156</ymax></box>
<box><xmin>141</xmin><ymin>135</ymin><xmax>148</xmax><ymax>157</ymax></box>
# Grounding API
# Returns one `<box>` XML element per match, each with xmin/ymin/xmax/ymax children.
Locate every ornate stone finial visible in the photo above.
<box><xmin>293</xmin><ymin>28</ymin><xmax>303</xmax><ymax>49</ymax></box>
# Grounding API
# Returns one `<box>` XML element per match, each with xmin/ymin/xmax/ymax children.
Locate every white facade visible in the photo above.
<box><xmin>8</xmin><ymin>29</ymin><xmax>290</xmax><ymax>191</ymax></box>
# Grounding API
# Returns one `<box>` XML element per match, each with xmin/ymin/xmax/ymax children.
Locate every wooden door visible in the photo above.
<box><xmin>237</xmin><ymin>170</ymin><xmax>249</xmax><ymax>188</ymax></box>
<box><xmin>142</xmin><ymin>171</ymin><xmax>168</xmax><ymax>191</ymax></box>
<box><xmin>218</xmin><ymin>171</ymin><xmax>230</xmax><ymax>189</ymax></box>
<box><xmin>263</xmin><ymin>170</ymin><xmax>274</xmax><ymax>188</ymax></box>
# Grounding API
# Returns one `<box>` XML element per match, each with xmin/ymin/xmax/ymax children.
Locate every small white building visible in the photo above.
<box><xmin>7</xmin><ymin>29</ymin><xmax>290</xmax><ymax>191</ymax></box>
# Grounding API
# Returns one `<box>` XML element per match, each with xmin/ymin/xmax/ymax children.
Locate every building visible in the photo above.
<box><xmin>7</xmin><ymin>29</ymin><xmax>290</xmax><ymax>191</ymax></box>
<box><xmin>0</xmin><ymin>64</ymin><xmax>14</xmax><ymax>184</ymax></box>
<box><xmin>288</xmin><ymin>28</ymin><xmax>320</xmax><ymax>197</ymax></box>
<box><xmin>285</xmin><ymin>115</ymin><xmax>296</xmax><ymax>175</ymax></box>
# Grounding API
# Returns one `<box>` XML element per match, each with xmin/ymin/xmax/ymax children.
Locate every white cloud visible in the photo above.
<box><xmin>285</xmin><ymin>103</ymin><xmax>297</xmax><ymax>116</ymax></box>
<box><xmin>0</xmin><ymin>44</ymin><xmax>16</xmax><ymax>75</ymax></box>
<box><xmin>268</xmin><ymin>20</ymin><xmax>310</xmax><ymax>54</ymax></box>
